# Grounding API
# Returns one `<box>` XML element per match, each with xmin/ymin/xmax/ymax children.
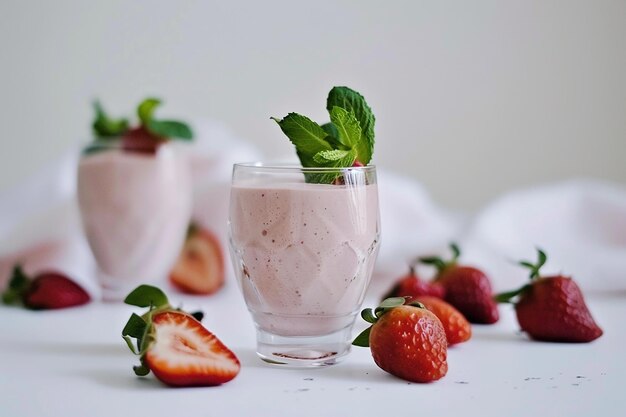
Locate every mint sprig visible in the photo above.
<box><xmin>91</xmin><ymin>98</ymin><xmax>193</xmax><ymax>141</ymax></box>
<box><xmin>327</xmin><ymin>87</ymin><xmax>375</xmax><ymax>163</ymax></box>
<box><xmin>271</xmin><ymin>86</ymin><xmax>375</xmax><ymax>184</ymax></box>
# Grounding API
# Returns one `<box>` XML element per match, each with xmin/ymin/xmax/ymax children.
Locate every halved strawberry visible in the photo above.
<box><xmin>170</xmin><ymin>224</ymin><xmax>225</xmax><ymax>295</ymax></box>
<box><xmin>122</xmin><ymin>285</ymin><xmax>240</xmax><ymax>387</ymax></box>
<box><xmin>145</xmin><ymin>311</ymin><xmax>240</xmax><ymax>386</ymax></box>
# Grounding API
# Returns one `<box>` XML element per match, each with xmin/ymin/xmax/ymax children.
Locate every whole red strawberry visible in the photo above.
<box><xmin>353</xmin><ymin>298</ymin><xmax>448</xmax><ymax>383</ymax></box>
<box><xmin>495</xmin><ymin>249</ymin><xmax>603</xmax><ymax>343</ymax></box>
<box><xmin>419</xmin><ymin>243</ymin><xmax>499</xmax><ymax>324</ymax></box>
<box><xmin>382</xmin><ymin>266</ymin><xmax>446</xmax><ymax>301</ymax></box>
<box><xmin>414</xmin><ymin>296</ymin><xmax>471</xmax><ymax>345</ymax></box>
<box><xmin>2</xmin><ymin>265</ymin><xmax>90</xmax><ymax>310</ymax></box>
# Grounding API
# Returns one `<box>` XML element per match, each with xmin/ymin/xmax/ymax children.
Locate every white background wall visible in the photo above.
<box><xmin>1</xmin><ymin>0</ymin><xmax>624</xmax><ymax>209</ymax></box>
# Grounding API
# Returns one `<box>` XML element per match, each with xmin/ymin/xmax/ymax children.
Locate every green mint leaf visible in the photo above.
<box><xmin>321</xmin><ymin>122</ymin><xmax>339</xmax><ymax>139</ymax></box>
<box><xmin>329</xmin><ymin>106</ymin><xmax>361</xmax><ymax>149</ymax></box>
<box><xmin>308</xmin><ymin>149</ymin><xmax>356</xmax><ymax>184</ymax></box>
<box><xmin>122</xmin><ymin>313</ymin><xmax>147</xmax><ymax>339</ymax></box>
<box><xmin>124</xmin><ymin>285</ymin><xmax>169</xmax><ymax>308</ymax></box>
<box><xmin>313</xmin><ymin>149</ymin><xmax>354</xmax><ymax>164</ymax></box>
<box><xmin>326</xmin><ymin>87</ymin><xmax>375</xmax><ymax>164</ymax></box>
<box><xmin>137</xmin><ymin>98</ymin><xmax>161</xmax><ymax>125</ymax></box>
<box><xmin>147</xmin><ymin>120</ymin><xmax>193</xmax><ymax>140</ymax></box>
<box><xmin>92</xmin><ymin>101</ymin><xmax>129</xmax><ymax>138</ymax></box>
<box><xmin>352</xmin><ymin>326</ymin><xmax>372</xmax><ymax>347</ymax></box>
<box><xmin>320</xmin><ymin>122</ymin><xmax>345</xmax><ymax>150</ymax></box>
<box><xmin>271</xmin><ymin>113</ymin><xmax>333</xmax><ymax>167</ymax></box>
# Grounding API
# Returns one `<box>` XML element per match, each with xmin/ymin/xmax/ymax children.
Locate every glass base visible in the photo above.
<box><xmin>255</xmin><ymin>326</ymin><xmax>353</xmax><ymax>368</ymax></box>
<box><xmin>98</xmin><ymin>271</ymin><xmax>145</xmax><ymax>302</ymax></box>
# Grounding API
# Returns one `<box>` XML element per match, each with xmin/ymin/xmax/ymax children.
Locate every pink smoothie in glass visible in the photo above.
<box><xmin>229</xmin><ymin>181</ymin><xmax>380</xmax><ymax>336</ymax></box>
<box><xmin>77</xmin><ymin>144</ymin><xmax>192</xmax><ymax>298</ymax></box>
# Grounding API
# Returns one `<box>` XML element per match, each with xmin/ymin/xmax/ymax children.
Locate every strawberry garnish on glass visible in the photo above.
<box><xmin>495</xmin><ymin>248</ymin><xmax>603</xmax><ymax>343</ymax></box>
<box><xmin>419</xmin><ymin>243</ymin><xmax>499</xmax><ymax>324</ymax></box>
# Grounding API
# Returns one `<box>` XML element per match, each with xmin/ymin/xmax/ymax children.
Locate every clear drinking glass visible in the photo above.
<box><xmin>77</xmin><ymin>141</ymin><xmax>192</xmax><ymax>300</ymax></box>
<box><xmin>228</xmin><ymin>163</ymin><xmax>380</xmax><ymax>367</ymax></box>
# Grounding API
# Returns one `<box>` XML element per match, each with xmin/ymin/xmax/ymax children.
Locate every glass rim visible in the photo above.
<box><xmin>233</xmin><ymin>162</ymin><xmax>376</xmax><ymax>173</ymax></box>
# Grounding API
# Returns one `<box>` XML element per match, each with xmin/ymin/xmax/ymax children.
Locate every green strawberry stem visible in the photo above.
<box><xmin>352</xmin><ymin>298</ymin><xmax>426</xmax><ymax>347</ymax></box>
<box><xmin>1</xmin><ymin>265</ymin><xmax>31</xmax><ymax>305</ymax></box>
<box><xmin>417</xmin><ymin>242</ymin><xmax>461</xmax><ymax>274</ymax></box>
<box><xmin>493</xmin><ymin>248</ymin><xmax>548</xmax><ymax>303</ymax></box>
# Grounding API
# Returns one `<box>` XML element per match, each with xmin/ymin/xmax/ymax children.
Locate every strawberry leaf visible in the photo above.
<box><xmin>450</xmin><ymin>242</ymin><xmax>461</xmax><ymax>260</ymax></box>
<box><xmin>494</xmin><ymin>285</ymin><xmax>531</xmax><ymax>303</ymax></box>
<box><xmin>122</xmin><ymin>335</ymin><xmax>139</xmax><ymax>355</ymax></box>
<box><xmin>352</xmin><ymin>326</ymin><xmax>372</xmax><ymax>347</ymax></box>
<box><xmin>122</xmin><ymin>313</ymin><xmax>147</xmax><ymax>339</ymax></box>
<box><xmin>361</xmin><ymin>308</ymin><xmax>377</xmax><ymax>324</ymax></box>
<box><xmin>124</xmin><ymin>285</ymin><xmax>169</xmax><ymax>308</ymax></box>
<box><xmin>190</xmin><ymin>311</ymin><xmax>204</xmax><ymax>322</ymax></box>
<box><xmin>133</xmin><ymin>363</ymin><xmax>150</xmax><ymax>376</ymax></box>
<box><xmin>1</xmin><ymin>265</ymin><xmax>31</xmax><ymax>305</ymax></box>
<box><xmin>379</xmin><ymin>297</ymin><xmax>407</xmax><ymax>308</ymax></box>
<box><xmin>419</xmin><ymin>256</ymin><xmax>447</xmax><ymax>271</ymax></box>
<box><xmin>519</xmin><ymin>248</ymin><xmax>549</xmax><ymax>280</ymax></box>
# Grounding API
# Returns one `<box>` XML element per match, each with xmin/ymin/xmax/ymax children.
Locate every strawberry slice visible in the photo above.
<box><xmin>145</xmin><ymin>311</ymin><xmax>240</xmax><ymax>386</ymax></box>
<box><xmin>170</xmin><ymin>224</ymin><xmax>225</xmax><ymax>295</ymax></box>
<box><xmin>122</xmin><ymin>285</ymin><xmax>240</xmax><ymax>387</ymax></box>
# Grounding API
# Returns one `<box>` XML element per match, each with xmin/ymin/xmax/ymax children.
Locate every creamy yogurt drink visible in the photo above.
<box><xmin>229</xmin><ymin>164</ymin><xmax>380</xmax><ymax>365</ymax></box>
<box><xmin>78</xmin><ymin>144</ymin><xmax>192</xmax><ymax>300</ymax></box>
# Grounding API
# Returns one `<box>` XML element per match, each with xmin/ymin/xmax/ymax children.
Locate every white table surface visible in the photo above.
<box><xmin>1</xmin><ymin>281</ymin><xmax>624</xmax><ymax>417</ymax></box>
